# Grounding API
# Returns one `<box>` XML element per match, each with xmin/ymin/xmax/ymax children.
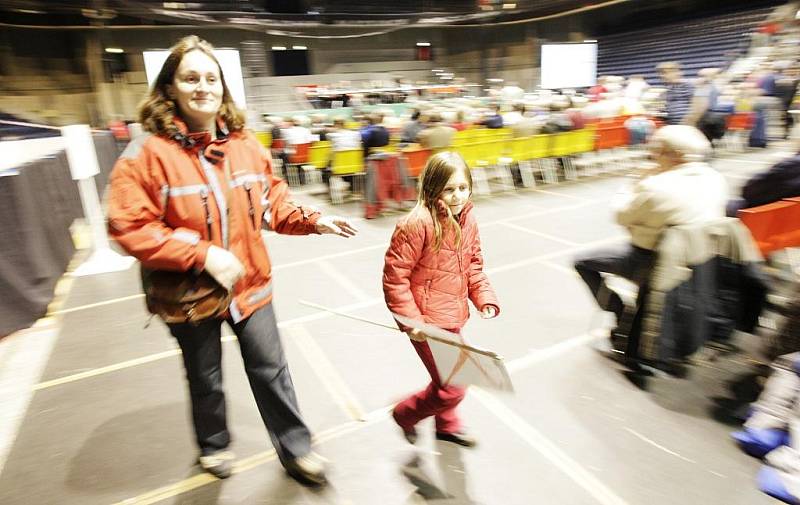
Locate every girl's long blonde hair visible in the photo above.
<box><xmin>138</xmin><ymin>35</ymin><xmax>245</xmax><ymax>137</ymax></box>
<box><xmin>412</xmin><ymin>151</ymin><xmax>473</xmax><ymax>252</ymax></box>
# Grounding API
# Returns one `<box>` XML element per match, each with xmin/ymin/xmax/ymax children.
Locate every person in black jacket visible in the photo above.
<box><xmin>726</xmin><ymin>151</ymin><xmax>800</xmax><ymax>216</ymax></box>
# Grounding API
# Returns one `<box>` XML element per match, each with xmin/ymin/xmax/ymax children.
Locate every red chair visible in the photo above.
<box><xmin>738</xmin><ymin>200</ymin><xmax>800</xmax><ymax>256</ymax></box>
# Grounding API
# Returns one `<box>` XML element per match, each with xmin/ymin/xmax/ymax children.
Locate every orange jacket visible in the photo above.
<box><xmin>107</xmin><ymin>120</ymin><xmax>321</xmax><ymax>322</ymax></box>
<box><xmin>382</xmin><ymin>201</ymin><xmax>499</xmax><ymax>330</ymax></box>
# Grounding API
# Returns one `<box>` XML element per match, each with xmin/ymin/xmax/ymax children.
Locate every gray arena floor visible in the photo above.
<box><xmin>1</xmin><ymin>142</ymin><xmax>797</xmax><ymax>505</ymax></box>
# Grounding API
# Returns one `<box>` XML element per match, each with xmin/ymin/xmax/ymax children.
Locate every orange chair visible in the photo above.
<box><xmin>738</xmin><ymin>200</ymin><xmax>800</xmax><ymax>256</ymax></box>
<box><xmin>287</xmin><ymin>142</ymin><xmax>311</xmax><ymax>165</ymax></box>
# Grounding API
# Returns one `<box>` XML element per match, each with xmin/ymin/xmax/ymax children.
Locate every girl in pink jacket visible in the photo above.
<box><xmin>383</xmin><ymin>151</ymin><xmax>500</xmax><ymax>447</ymax></box>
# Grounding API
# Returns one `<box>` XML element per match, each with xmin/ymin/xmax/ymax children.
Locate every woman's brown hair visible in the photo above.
<box><xmin>412</xmin><ymin>151</ymin><xmax>473</xmax><ymax>252</ymax></box>
<box><xmin>138</xmin><ymin>35</ymin><xmax>245</xmax><ymax>137</ymax></box>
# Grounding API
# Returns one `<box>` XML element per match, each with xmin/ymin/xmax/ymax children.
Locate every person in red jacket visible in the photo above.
<box><xmin>107</xmin><ymin>36</ymin><xmax>357</xmax><ymax>486</ymax></box>
<box><xmin>383</xmin><ymin>151</ymin><xmax>500</xmax><ymax>447</ymax></box>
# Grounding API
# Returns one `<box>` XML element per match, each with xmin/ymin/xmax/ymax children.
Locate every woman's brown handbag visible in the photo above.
<box><xmin>141</xmin><ymin>268</ymin><xmax>231</xmax><ymax>324</ymax></box>
<box><xmin>141</xmin><ymin>158</ymin><xmax>235</xmax><ymax>324</ymax></box>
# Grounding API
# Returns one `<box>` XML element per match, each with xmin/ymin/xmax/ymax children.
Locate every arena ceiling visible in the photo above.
<box><xmin>0</xmin><ymin>0</ymin><xmax>640</xmax><ymax>29</ymax></box>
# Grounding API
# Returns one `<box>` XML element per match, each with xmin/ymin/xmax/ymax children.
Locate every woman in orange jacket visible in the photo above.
<box><xmin>382</xmin><ymin>152</ymin><xmax>499</xmax><ymax>447</ymax></box>
<box><xmin>107</xmin><ymin>36</ymin><xmax>356</xmax><ymax>486</ymax></box>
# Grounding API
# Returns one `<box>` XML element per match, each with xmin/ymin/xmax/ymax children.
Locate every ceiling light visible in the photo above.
<box><xmin>583</xmin><ymin>39</ymin><xmax>597</xmax><ymax>43</ymax></box>
<box><xmin>416</xmin><ymin>42</ymin><xmax>431</xmax><ymax>47</ymax></box>
<box><xmin>105</xmin><ymin>48</ymin><xmax>124</xmax><ymax>54</ymax></box>
<box><xmin>163</xmin><ymin>2</ymin><xmax>202</xmax><ymax>8</ymax></box>
<box><xmin>432</xmin><ymin>69</ymin><xmax>443</xmax><ymax>73</ymax></box>
<box><xmin>81</xmin><ymin>8</ymin><xmax>117</xmax><ymax>20</ymax></box>
<box><xmin>292</xmin><ymin>45</ymin><xmax>307</xmax><ymax>50</ymax></box>
<box><xmin>13</xmin><ymin>8</ymin><xmax>45</xmax><ymax>14</ymax></box>
<box><xmin>502</xmin><ymin>3</ymin><xmax>517</xmax><ymax>9</ymax></box>
<box><xmin>272</xmin><ymin>46</ymin><xmax>287</xmax><ymax>51</ymax></box>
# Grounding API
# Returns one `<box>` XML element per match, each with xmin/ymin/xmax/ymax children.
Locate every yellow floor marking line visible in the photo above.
<box><xmin>285</xmin><ymin>324</ymin><xmax>367</xmax><ymax>421</ymax></box>
<box><xmin>33</xmin><ymin>299</ymin><xmax>381</xmax><ymax>391</ymax></box>
<box><xmin>111</xmin><ymin>408</ymin><xmax>391</xmax><ymax>505</ymax></box>
<box><xmin>33</xmin><ymin>349</ymin><xmax>182</xmax><ymax>391</ymax></box>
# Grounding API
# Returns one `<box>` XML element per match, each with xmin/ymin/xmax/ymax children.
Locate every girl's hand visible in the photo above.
<box><xmin>481</xmin><ymin>306</ymin><xmax>498</xmax><ymax>319</ymax></box>
<box><xmin>406</xmin><ymin>328</ymin><xmax>427</xmax><ymax>342</ymax></box>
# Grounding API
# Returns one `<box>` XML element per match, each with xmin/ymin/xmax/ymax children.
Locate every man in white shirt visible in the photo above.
<box><xmin>327</xmin><ymin>117</ymin><xmax>362</xmax><ymax>151</ymax></box>
<box><xmin>574</xmin><ymin>125</ymin><xmax>728</xmax><ymax>328</ymax></box>
<box><xmin>281</xmin><ymin>115</ymin><xmax>314</xmax><ymax>146</ymax></box>
<box><xmin>502</xmin><ymin>103</ymin><xmax>525</xmax><ymax>127</ymax></box>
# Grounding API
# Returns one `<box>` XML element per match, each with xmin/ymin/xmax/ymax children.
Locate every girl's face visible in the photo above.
<box><xmin>168</xmin><ymin>49</ymin><xmax>224</xmax><ymax>129</ymax></box>
<box><xmin>439</xmin><ymin>168</ymin><xmax>471</xmax><ymax>216</ymax></box>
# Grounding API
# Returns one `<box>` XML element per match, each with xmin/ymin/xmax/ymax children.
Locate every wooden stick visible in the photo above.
<box><xmin>298</xmin><ymin>299</ymin><xmax>498</xmax><ymax>358</ymax></box>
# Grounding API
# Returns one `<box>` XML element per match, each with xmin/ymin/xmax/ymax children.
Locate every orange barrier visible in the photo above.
<box><xmin>401</xmin><ymin>148</ymin><xmax>432</xmax><ymax>177</ymax></box>
<box><xmin>594</xmin><ymin>126</ymin><xmax>629</xmax><ymax>150</ymax></box>
<box><xmin>727</xmin><ymin>113</ymin><xmax>755</xmax><ymax>131</ymax></box>
<box><xmin>738</xmin><ymin>199</ymin><xmax>800</xmax><ymax>256</ymax></box>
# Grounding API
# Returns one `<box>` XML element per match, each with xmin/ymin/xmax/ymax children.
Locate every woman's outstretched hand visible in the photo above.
<box><xmin>316</xmin><ymin>216</ymin><xmax>359</xmax><ymax>237</ymax></box>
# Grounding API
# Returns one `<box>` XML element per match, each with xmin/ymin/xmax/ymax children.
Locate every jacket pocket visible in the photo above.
<box><xmin>420</xmin><ymin>279</ymin><xmax>432</xmax><ymax>313</ymax></box>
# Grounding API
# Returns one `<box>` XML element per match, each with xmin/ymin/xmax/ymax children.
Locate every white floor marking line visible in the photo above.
<box><xmin>49</xmin><ymin>293</ymin><xmax>145</xmax><ymax>315</ymax></box>
<box><xmin>471</xmin><ymin>387</ymin><xmax>631</xmax><ymax>505</ymax></box>
<box><xmin>533</xmin><ymin>188</ymin><xmax>593</xmax><ymax>202</ymax></box>
<box><xmin>33</xmin><ymin>299</ymin><xmax>382</xmax><ymax>391</ymax></box>
<box><xmin>723</xmin><ymin>173</ymin><xmax>757</xmax><ymax>180</ymax></box>
<box><xmin>498</xmin><ymin>222</ymin><xmax>580</xmax><ymax>246</ymax></box>
<box><xmin>505</xmin><ymin>333</ymin><xmax>599</xmax><ymax>374</ymax></box>
<box><xmin>317</xmin><ymin>259</ymin><xmax>371</xmax><ymax>301</ymax></box>
<box><xmin>623</xmin><ymin>427</ymin><xmax>696</xmax><ymax>464</ymax></box>
<box><xmin>274</xmin><ymin>243</ymin><xmax>387</xmax><ymax>271</ymax></box>
<box><xmin>286</xmin><ymin>323</ymin><xmax>367</xmax><ymax>421</ymax></box>
<box><xmin>538</xmin><ymin>260</ymin><xmax>581</xmax><ymax>277</ymax></box>
<box><xmin>718</xmin><ymin>158</ymin><xmax>771</xmax><ymax>166</ymax></box>
<box><xmin>496</xmin><ymin>199</ymin><xmax>605</xmax><ymax>225</ymax></box>
<box><xmin>487</xmin><ymin>235</ymin><xmax>627</xmax><ymax>275</ymax></box>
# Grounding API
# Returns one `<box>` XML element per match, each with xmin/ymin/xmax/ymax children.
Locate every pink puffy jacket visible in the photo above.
<box><xmin>383</xmin><ymin>201</ymin><xmax>499</xmax><ymax>330</ymax></box>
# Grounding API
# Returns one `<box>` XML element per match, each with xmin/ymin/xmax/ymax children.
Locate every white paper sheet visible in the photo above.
<box><xmin>393</xmin><ymin>313</ymin><xmax>514</xmax><ymax>392</ymax></box>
